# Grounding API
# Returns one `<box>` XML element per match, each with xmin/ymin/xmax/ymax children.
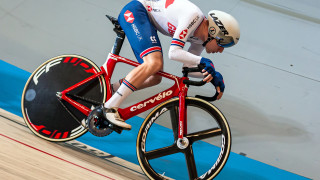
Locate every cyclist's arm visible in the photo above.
<box><xmin>168</xmin><ymin>46</ymin><xmax>201</xmax><ymax>64</ymax></box>
<box><xmin>183</xmin><ymin>43</ymin><xmax>205</xmax><ymax>78</ymax></box>
<box><xmin>168</xmin><ymin>11</ymin><xmax>204</xmax><ymax>65</ymax></box>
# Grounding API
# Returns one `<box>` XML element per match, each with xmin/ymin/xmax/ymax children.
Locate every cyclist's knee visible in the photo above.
<box><xmin>151</xmin><ymin>61</ymin><xmax>163</xmax><ymax>73</ymax></box>
<box><xmin>143</xmin><ymin>52</ymin><xmax>163</xmax><ymax>73</ymax></box>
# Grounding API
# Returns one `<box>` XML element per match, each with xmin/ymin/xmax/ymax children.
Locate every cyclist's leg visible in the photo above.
<box><xmin>103</xmin><ymin>0</ymin><xmax>163</xmax><ymax>129</ymax></box>
<box><xmin>106</xmin><ymin>51</ymin><xmax>163</xmax><ymax>106</ymax></box>
<box><xmin>112</xmin><ymin>68</ymin><xmax>163</xmax><ymax>92</ymax></box>
<box><xmin>108</xmin><ymin>52</ymin><xmax>163</xmax><ymax>105</ymax></box>
<box><xmin>136</xmin><ymin>73</ymin><xmax>163</xmax><ymax>90</ymax></box>
<box><xmin>110</xmin><ymin>0</ymin><xmax>163</xmax><ymax>96</ymax></box>
<box><xmin>112</xmin><ymin>74</ymin><xmax>162</xmax><ymax>93</ymax></box>
<box><xmin>125</xmin><ymin>51</ymin><xmax>163</xmax><ymax>89</ymax></box>
<box><xmin>110</xmin><ymin>0</ymin><xmax>163</xmax><ymax>93</ymax></box>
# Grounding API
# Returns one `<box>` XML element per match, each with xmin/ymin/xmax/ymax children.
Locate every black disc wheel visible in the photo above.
<box><xmin>21</xmin><ymin>55</ymin><xmax>106</xmax><ymax>142</ymax></box>
<box><xmin>136</xmin><ymin>97</ymin><xmax>231</xmax><ymax>180</ymax></box>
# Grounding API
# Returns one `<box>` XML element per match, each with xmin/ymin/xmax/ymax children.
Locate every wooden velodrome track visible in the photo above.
<box><xmin>0</xmin><ymin>108</ymin><xmax>147</xmax><ymax>179</ymax></box>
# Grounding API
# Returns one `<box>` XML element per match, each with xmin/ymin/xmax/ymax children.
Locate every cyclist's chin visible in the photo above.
<box><xmin>206</xmin><ymin>49</ymin><xmax>218</xmax><ymax>54</ymax></box>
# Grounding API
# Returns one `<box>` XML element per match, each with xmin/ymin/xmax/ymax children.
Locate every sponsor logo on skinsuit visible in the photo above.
<box><xmin>124</xmin><ymin>10</ymin><xmax>135</xmax><ymax>23</ymax></box>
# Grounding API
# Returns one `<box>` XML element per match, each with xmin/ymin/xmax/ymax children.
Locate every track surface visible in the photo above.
<box><xmin>0</xmin><ymin>108</ymin><xmax>147</xmax><ymax>180</ymax></box>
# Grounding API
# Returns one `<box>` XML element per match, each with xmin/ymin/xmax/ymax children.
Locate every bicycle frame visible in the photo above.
<box><xmin>60</xmin><ymin>53</ymin><xmax>190</xmax><ymax>139</ymax></box>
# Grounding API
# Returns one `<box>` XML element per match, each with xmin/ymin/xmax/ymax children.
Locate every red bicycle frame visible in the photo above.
<box><xmin>60</xmin><ymin>53</ymin><xmax>189</xmax><ymax>139</ymax></box>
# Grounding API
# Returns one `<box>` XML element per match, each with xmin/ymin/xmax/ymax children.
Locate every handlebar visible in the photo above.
<box><xmin>182</xmin><ymin>65</ymin><xmax>218</xmax><ymax>101</ymax></box>
<box><xmin>182</xmin><ymin>64</ymin><xmax>206</xmax><ymax>86</ymax></box>
<box><xmin>183</xmin><ymin>79</ymin><xmax>206</xmax><ymax>86</ymax></box>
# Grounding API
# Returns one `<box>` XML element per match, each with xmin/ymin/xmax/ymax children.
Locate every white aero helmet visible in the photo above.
<box><xmin>206</xmin><ymin>10</ymin><xmax>240</xmax><ymax>48</ymax></box>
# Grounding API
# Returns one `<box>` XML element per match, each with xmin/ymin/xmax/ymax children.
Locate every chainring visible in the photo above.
<box><xmin>86</xmin><ymin>106</ymin><xmax>113</xmax><ymax>137</ymax></box>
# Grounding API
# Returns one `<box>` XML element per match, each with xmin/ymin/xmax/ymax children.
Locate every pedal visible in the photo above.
<box><xmin>108</xmin><ymin>123</ymin><xmax>123</xmax><ymax>134</ymax></box>
<box><xmin>87</xmin><ymin>106</ymin><xmax>113</xmax><ymax>137</ymax></box>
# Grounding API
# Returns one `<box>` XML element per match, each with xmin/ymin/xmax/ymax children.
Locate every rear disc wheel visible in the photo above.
<box><xmin>21</xmin><ymin>55</ymin><xmax>107</xmax><ymax>142</ymax></box>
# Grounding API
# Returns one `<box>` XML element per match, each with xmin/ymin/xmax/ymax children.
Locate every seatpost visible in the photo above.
<box><xmin>106</xmin><ymin>14</ymin><xmax>126</xmax><ymax>55</ymax></box>
<box><xmin>111</xmin><ymin>29</ymin><xmax>125</xmax><ymax>55</ymax></box>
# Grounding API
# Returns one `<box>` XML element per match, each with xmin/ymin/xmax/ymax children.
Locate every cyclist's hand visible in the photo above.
<box><xmin>200</xmin><ymin>58</ymin><xmax>216</xmax><ymax>82</ymax></box>
<box><xmin>212</xmin><ymin>71</ymin><xmax>225</xmax><ymax>100</ymax></box>
<box><xmin>202</xmin><ymin>71</ymin><xmax>213</xmax><ymax>83</ymax></box>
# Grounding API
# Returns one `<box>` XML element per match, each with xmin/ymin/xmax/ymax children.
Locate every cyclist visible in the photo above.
<box><xmin>103</xmin><ymin>0</ymin><xmax>240</xmax><ymax>130</ymax></box>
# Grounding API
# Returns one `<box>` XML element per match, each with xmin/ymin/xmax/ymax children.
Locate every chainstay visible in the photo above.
<box><xmin>57</xmin><ymin>98</ymin><xmax>87</xmax><ymax>129</ymax></box>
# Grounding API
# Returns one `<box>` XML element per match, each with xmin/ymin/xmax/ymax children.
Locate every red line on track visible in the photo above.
<box><xmin>0</xmin><ymin>133</ymin><xmax>116</xmax><ymax>180</ymax></box>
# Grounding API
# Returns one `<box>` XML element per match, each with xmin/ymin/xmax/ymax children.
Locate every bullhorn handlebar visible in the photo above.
<box><xmin>182</xmin><ymin>65</ymin><xmax>219</xmax><ymax>101</ymax></box>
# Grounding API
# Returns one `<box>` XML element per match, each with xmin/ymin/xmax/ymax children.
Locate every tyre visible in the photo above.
<box><xmin>136</xmin><ymin>97</ymin><xmax>231</xmax><ymax>180</ymax></box>
<box><xmin>21</xmin><ymin>55</ymin><xmax>106</xmax><ymax>142</ymax></box>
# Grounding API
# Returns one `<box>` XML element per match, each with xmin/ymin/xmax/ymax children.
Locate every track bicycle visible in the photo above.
<box><xmin>21</xmin><ymin>15</ymin><xmax>231</xmax><ymax>180</ymax></box>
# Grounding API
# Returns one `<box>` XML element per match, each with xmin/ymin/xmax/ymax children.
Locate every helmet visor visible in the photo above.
<box><xmin>215</xmin><ymin>36</ymin><xmax>235</xmax><ymax>48</ymax></box>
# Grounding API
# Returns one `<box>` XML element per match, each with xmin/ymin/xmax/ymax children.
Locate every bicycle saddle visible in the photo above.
<box><xmin>106</xmin><ymin>14</ymin><xmax>123</xmax><ymax>31</ymax></box>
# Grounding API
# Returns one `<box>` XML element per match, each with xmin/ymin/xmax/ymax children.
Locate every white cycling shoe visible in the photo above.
<box><xmin>103</xmin><ymin>108</ymin><xmax>132</xmax><ymax>130</ymax></box>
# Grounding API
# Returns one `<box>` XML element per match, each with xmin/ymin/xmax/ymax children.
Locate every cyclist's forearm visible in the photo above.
<box><xmin>168</xmin><ymin>46</ymin><xmax>201</xmax><ymax>65</ymax></box>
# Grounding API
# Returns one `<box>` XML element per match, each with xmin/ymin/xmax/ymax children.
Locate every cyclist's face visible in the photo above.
<box><xmin>205</xmin><ymin>39</ymin><xmax>224</xmax><ymax>54</ymax></box>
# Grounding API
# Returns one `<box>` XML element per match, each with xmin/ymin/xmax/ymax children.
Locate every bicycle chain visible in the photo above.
<box><xmin>57</xmin><ymin>94</ymin><xmax>103</xmax><ymax>129</ymax></box>
<box><xmin>66</xmin><ymin>93</ymin><xmax>102</xmax><ymax>106</ymax></box>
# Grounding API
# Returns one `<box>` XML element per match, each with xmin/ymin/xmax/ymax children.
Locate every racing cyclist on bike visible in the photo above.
<box><xmin>102</xmin><ymin>0</ymin><xmax>240</xmax><ymax>130</ymax></box>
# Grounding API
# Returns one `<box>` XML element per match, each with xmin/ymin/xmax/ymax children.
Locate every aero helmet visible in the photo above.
<box><xmin>204</xmin><ymin>10</ymin><xmax>240</xmax><ymax>48</ymax></box>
